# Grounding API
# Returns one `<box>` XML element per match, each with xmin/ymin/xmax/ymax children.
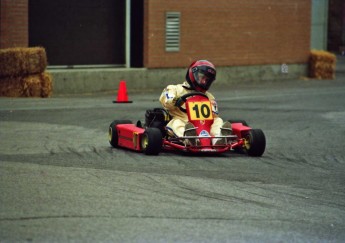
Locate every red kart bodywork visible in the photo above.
<box><xmin>116</xmin><ymin>124</ymin><xmax>142</xmax><ymax>151</ymax></box>
<box><xmin>113</xmin><ymin>121</ymin><xmax>251</xmax><ymax>154</ymax></box>
<box><xmin>109</xmin><ymin>92</ymin><xmax>266</xmax><ymax>156</ymax></box>
<box><xmin>113</xmin><ymin>122</ymin><xmax>251</xmax><ymax>152</ymax></box>
<box><xmin>161</xmin><ymin>95</ymin><xmax>251</xmax><ymax>153</ymax></box>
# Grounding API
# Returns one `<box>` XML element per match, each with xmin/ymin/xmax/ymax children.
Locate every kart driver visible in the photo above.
<box><xmin>159</xmin><ymin>60</ymin><xmax>232</xmax><ymax>145</ymax></box>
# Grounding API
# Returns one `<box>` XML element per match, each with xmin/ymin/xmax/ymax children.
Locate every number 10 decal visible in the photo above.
<box><xmin>188</xmin><ymin>101</ymin><xmax>213</xmax><ymax>120</ymax></box>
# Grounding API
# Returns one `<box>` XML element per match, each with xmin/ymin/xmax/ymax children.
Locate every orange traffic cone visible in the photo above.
<box><xmin>113</xmin><ymin>80</ymin><xmax>133</xmax><ymax>103</ymax></box>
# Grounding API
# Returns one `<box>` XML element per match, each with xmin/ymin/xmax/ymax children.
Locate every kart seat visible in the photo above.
<box><xmin>144</xmin><ymin>108</ymin><xmax>170</xmax><ymax>136</ymax></box>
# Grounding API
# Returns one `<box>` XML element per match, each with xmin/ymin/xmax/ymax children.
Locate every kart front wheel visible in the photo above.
<box><xmin>243</xmin><ymin>129</ymin><xmax>266</xmax><ymax>157</ymax></box>
<box><xmin>109</xmin><ymin>120</ymin><xmax>132</xmax><ymax>147</ymax></box>
<box><xmin>141</xmin><ymin>128</ymin><xmax>162</xmax><ymax>155</ymax></box>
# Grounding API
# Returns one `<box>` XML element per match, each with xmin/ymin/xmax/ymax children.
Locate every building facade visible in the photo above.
<box><xmin>0</xmin><ymin>0</ymin><xmax>29</xmax><ymax>48</ymax></box>
<box><xmin>144</xmin><ymin>0</ymin><xmax>311</xmax><ymax>68</ymax></box>
<box><xmin>1</xmin><ymin>0</ymin><xmax>335</xmax><ymax>93</ymax></box>
<box><xmin>1</xmin><ymin>0</ymin><xmax>311</xmax><ymax>67</ymax></box>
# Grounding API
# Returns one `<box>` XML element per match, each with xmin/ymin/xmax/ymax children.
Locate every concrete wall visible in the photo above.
<box><xmin>310</xmin><ymin>0</ymin><xmax>329</xmax><ymax>50</ymax></box>
<box><xmin>50</xmin><ymin>63</ymin><xmax>307</xmax><ymax>95</ymax></box>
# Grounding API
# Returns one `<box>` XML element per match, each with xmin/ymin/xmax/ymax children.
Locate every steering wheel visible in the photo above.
<box><xmin>175</xmin><ymin>92</ymin><xmax>209</xmax><ymax>113</ymax></box>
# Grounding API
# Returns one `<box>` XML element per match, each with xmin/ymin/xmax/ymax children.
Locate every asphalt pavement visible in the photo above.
<box><xmin>0</xmin><ymin>73</ymin><xmax>345</xmax><ymax>242</ymax></box>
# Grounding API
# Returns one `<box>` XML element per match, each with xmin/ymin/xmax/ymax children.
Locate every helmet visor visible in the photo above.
<box><xmin>192</xmin><ymin>68</ymin><xmax>215</xmax><ymax>91</ymax></box>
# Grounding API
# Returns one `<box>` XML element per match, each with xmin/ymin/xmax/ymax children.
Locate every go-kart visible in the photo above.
<box><xmin>108</xmin><ymin>92</ymin><xmax>266</xmax><ymax>156</ymax></box>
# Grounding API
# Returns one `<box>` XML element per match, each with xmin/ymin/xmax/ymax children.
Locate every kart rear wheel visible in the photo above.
<box><xmin>243</xmin><ymin>129</ymin><xmax>266</xmax><ymax>157</ymax></box>
<box><xmin>141</xmin><ymin>128</ymin><xmax>162</xmax><ymax>155</ymax></box>
<box><xmin>108</xmin><ymin>120</ymin><xmax>132</xmax><ymax>147</ymax></box>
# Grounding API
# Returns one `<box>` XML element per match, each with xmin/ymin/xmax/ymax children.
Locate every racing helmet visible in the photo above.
<box><xmin>185</xmin><ymin>60</ymin><xmax>216</xmax><ymax>92</ymax></box>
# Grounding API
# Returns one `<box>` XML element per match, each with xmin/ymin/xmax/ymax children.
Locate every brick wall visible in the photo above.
<box><xmin>144</xmin><ymin>0</ymin><xmax>311</xmax><ymax>68</ymax></box>
<box><xmin>0</xmin><ymin>0</ymin><xmax>28</xmax><ymax>48</ymax></box>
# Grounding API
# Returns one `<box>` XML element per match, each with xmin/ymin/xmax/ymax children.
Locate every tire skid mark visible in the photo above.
<box><xmin>241</xmin><ymin>181</ymin><xmax>345</xmax><ymax>210</ymax></box>
<box><xmin>241</xmin><ymin>181</ymin><xmax>314</xmax><ymax>200</ymax></box>
<box><xmin>66</xmin><ymin>147</ymin><xmax>84</xmax><ymax>158</ymax></box>
<box><xmin>323</xmin><ymin>154</ymin><xmax>345</xmax><ymax>164</ymax></box>
<box><xmin>257</xmin><ymin>152</ymin><xmax>289</xmax><ymax>169</ymax></box>
<box><xmin>122</xmin><ymin>182</ymin><xmax>198</xmax><ymax>203</ymax></box>
<box><xmin>271</xmin><ymin>151</ymin><xmax>330</xmax><ymax>171</ymax></box>
<box><xmin>105</xmin><ymin>173</ymin><xmax>200</xmax><ymax>202</ymax></box>
<box><xmin>0</xmin><ymin>214</ymin><xmax>317</xmax><ymax>223</ymax></box>
<box><xmin>167</xmin><ymin>177</ymin><xmax>277</xmax><ymax>209</ymax></box>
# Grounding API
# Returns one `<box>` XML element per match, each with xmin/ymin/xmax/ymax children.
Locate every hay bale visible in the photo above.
<box><xmin>40</xmin><ymin>72</ymin><xmax>53</xmax><ymax>98</ymax></box>
<box><xmin>0</xmin><ymin>77</ymin><xmax>23</xmax><ymax>97</ymax></box>
<box><xmin>23</xmin><ymin>74</ymin><xmax>43</xmax><ymax>97</ymax></box>
<box><xmin>309</xmin><ymin>50</ymin><xmax>336</xmax><ymax>79</ymax></box>
<box><xmin>0</xmin><ymin>47</ymin><xmax>47</xmax><ymax>78</ymax></box>
<box><xmin>0</xmin><ymin>72</ymin><xmax>53</xmax><ymax>97</ymax></box>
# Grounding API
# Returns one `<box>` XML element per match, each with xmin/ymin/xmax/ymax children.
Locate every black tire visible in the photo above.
<box><xmin>108</xmin><ymin>120</ymin><xmax>132</xmax><ymax>147</ymax></box>
<box><xmin>151</xmin><ymin>120</ymin><xmax>166</xmax><ymax>137</ymax></box>
<box><xmin>228</xmin><ymin>119</ymin><xmax>249</xmax><ymax>126</ymax></box>
<box><xmin>243</xmin><ymin>129</ymin><xmax>266</xmax><ymax>157</ymax></box>
<box><xmin>141</xmin><ymin>128</ymin><xmax>162</xmax><ymax>155</ymax></box>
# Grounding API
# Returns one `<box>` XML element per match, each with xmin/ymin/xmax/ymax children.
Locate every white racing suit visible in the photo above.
<box><xmin>159</xmin><ymin>81</ymin><xmax>224</xmax><ymax>137</ymax></box>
